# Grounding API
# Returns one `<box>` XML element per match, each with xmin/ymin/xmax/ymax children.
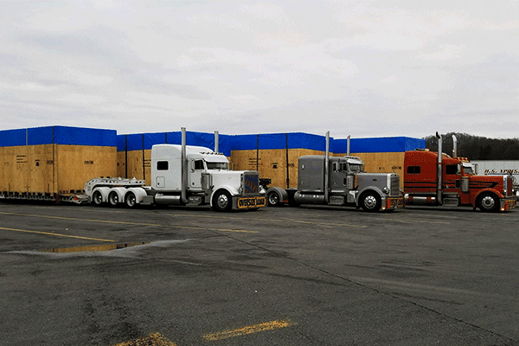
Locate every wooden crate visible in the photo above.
<box><xmin>231</xmin><ymin>148</ymin><xmax>323</xmax><ymax>188</ymax></box>
<box><xmin>0</xmin><ymin>126</ymin><xmax>117</xmax><ymax>196</ymax></box>
<box><xmin>120</xmin><ymin>149</ymin><xmax>151</xmax><ymax>185</ymax></box>
<box><xmin>0</xmin><ymin>144</ymin><xmax>117</xmax><ymax>195</ymax></box>
<box><xmin>352</xmin><ymin>152</ymin><xmax>405</xmax><ymax>188</ymax></box>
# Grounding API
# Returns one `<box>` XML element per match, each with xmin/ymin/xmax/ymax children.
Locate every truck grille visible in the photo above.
<box><xmin>390</xmin><ymin>175</ymin><xmax>400</xmax><ymax>196</ymax></box>
<box><xmin>243</xmin><ymin>173</ymin><xmax>259</xmax><ymax>195</ymax></box>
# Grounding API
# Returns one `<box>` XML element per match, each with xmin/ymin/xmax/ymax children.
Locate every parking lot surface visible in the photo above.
<box><xmin>1</xmin><ymin>201</ymin><xmax>518</xmax><ymax>345</ymax></box>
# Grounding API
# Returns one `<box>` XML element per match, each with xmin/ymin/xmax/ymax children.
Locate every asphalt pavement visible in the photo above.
<box><xmin>1</xmin><ymin>201</ymin><xmax>518</xmax><ymax>346</ymax></box>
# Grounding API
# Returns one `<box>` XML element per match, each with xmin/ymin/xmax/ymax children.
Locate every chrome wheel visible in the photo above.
<box><xmin>361</xmin><ymin>192</ymin><xmax>381</xmax><ymax>212</ymax></box>
<box><xmin>125</xmin><ymin>192</ymin><xmax>136</xmax><ymax>208</ymax></box>
<box><xmin>92</xmin><ymin>191</ymin><xmax>103</xmax><ymax>206</ymax></box>
<box><xmin>479</xmin><ymin>193</ymin><xmax>498</xmax><ymax>212</ymax></box>
<box><xmin>109</xmin><ymin>192</ymin><xmax>119</xmax><ymax>206</ymax></box>
<box><xmin>268</xmin><ymin>192</ymin><xmax>280</xmax><ymax>206</ymax></box>
<box><xmin>213</xmin><ymin>191</ymin><xmax>232</xmax><ymax>212</ymax></box>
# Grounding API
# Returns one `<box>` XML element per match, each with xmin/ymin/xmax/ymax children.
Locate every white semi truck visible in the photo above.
<box><xmin>84</xmin><ymin>128</ymin><xmax>266</xmax><ymax>212</ymax></box>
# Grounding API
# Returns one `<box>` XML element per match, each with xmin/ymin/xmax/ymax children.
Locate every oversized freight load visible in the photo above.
<box><xmin>0</xmin><ymin>126</ymin><xmax>117</xmax><ymax>202</ymax></box>
<box><xmin>85</xmin><ymin>128</ymin><xmax>266</xmax><ymax>211</ymax></box>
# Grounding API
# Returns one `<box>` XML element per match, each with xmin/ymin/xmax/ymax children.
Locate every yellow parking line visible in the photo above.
<box><xmin>203</xmin><ymin>319</ymin><xmax>295</xmax><ymax>341</ymax></box>
<box><xmin>217</xmin><ymin>229</ymin><xmax>258</xmax><ymax>233</ymax></box>
<box><xmin>0</xmin><ymin>212</ymin><xmax>256</xmax><ymax>234</ymax></box>
<box><xmin>0</xmin><ymin>226</ymin><xmax>114</xmax><ymax>242</ymax></box>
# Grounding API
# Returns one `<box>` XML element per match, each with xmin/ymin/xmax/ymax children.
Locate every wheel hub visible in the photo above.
<box><xmin>364</xmin><ymin>195</ymin><xmax>377</xmax><ymax>209</ymax></box>
<box><xmin>217</xmin><ymin>194</ymin><xmax>229</xmax><ymax>209</ymax></box>
<box><xmin>481</xmin><ymin>196</ymin><xmax>496</xmax><ymax>209</ymax></box>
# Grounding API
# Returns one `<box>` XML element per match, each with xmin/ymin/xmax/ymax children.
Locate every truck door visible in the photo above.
<box><xmin>330</xmin><ymin>161</ymin><xmax>348</xmax><ymax>194</ymax></box>
<box><xmin>444</xmin><ymin>164</ymin><xmax>461</xmax><ymax>192</ymax></box>
<box><xmin>189</xmin><ymin>159</ymin><xmax>204</xmax><ymax>191</ymax></box>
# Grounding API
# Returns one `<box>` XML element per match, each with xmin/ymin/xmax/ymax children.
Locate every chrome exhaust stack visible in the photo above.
<box><xmin>181</xmin><ymin>127</ymin><xmax>188</xmax><ymax>204</ymax></box>
<box><xmin>324</xmin><ymin>131</ymin><xmax>330</xmax><ymax>203</ymax></box>
<box><xmin>214</xmin><ymin>131</ymin><xmax>219</xmax><ymax>153</ymax></box>
<box><xmin>436</xmin><ymin>132</ymin><xmax>443</xmax><ymax>205</ymax></box>
<box><xmin>452</xmin><ymin>135</ymin><xmax>457</xmax><ymax>157</ymax></box>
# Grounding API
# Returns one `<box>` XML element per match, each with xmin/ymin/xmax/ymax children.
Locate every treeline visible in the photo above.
<box><xmin>424</xmin><ymin>133</ymin><xmax>519</xmax><ymax>160</ymax></box>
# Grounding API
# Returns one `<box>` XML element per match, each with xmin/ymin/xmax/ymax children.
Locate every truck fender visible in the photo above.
<box><xmin>355</xmin><ymin>187</ymin><xmax>386</xmax><ymax>207</ymax></box>
<box><xmin>474</xmin><ymin>188</ymin><xmax>504</xmax><ymax>211</ymax></box>
<box><xmin>475</xmin><ymin>188</ymin><xmax>504</xmax><ymax>201</ymax></box>
<box><xmin>355</xmin><ymin>187</ymin><xmax>385</xmax><ymax>203</ymax></box>
<box><xmin>91</xmin><ymin>187</ymin><xmax>111</xmax><ymax>205</ymax></box>
<box><xmin>210</xmin><ymin>185</ymin><xmax>239</xmax><ymax>208</ymax></box>
<box><xmin>126</xmin><ymin>187</ymin><xmax>148</xmax><ymax>205</ymax></box>
<box><xmin>266</xmin><ymin>187</ymin><xmax>288</xmax><ymax>206</ymax></box>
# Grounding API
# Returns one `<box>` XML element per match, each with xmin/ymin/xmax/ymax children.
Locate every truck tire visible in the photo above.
<box><xmin>92</xmin><ymin>190</ymin><xmax>104</xmax><ymax>206</ymax></box>
<box><xmin>213</xmin><ymin>190</ymin><xmax>232</xmax><ymax>212</ymax></box>
<box><xmin>267</xmin><ymin>191</ymin><xmax>282</xmax><ymax>207</ymax></box>
<box><xmin>478</xmin><ymin>192</ymin><xmax>499</xmax><ymax>212</ymax></box>
<box><xmin>125</xmin><ymin>192</ymin><xmax>137</xmax><ymax>208</ymax></box>
<box><xmin>108</xmin><ymin>191</ymin><xmax>119</xmax><ymax>206</ymax></box>
<box><xmin>360</xmin><ymin>191</ymin><xmax>381</xmax><ymax>212</ymax></box>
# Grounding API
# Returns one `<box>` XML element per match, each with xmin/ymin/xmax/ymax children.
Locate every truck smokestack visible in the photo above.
<box><xmin>452</xmin><ymin>135</ymin><xmax>457</xmax><ymax>157</ymax></box>
<box><xmin>347</xmin><ymin>135</ymin><xmax>351</xmax><ymax>156</ymax></box>
<box><xmin>181</xmin><ymin>127</ymin><xmax>188</xmax><ymax>204</ymax></box>
<box><xmin>214</xmin><ymin>131</ymin><xmax>219</xmax><ymax>153</ymax></box>
<box><xmin>324</xmin><ymin>131</ymin><xmax>330</xmax><ymax>203</ymax></box>
<box><xmin>436</xmin><ymin>132</ymin><xmax>443</xmax><ymax>205</ymax></box>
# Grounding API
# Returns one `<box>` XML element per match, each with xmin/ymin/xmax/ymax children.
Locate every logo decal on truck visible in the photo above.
<box><xmin>238</xmin><ymin>197</ymin><xmax>266</xmax><ymax>209</ymax></box>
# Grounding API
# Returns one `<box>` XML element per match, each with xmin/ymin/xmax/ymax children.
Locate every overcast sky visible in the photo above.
<box><xmin>1</xmin><ymin>0</ymin><xmax>517</xmax><ymax>140</ymax></box>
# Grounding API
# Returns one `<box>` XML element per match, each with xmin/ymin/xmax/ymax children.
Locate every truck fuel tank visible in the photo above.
<box><xmin>293</xmin><ymin>191</ymin><xmax>326</xmax><ymax>205</ymax></box>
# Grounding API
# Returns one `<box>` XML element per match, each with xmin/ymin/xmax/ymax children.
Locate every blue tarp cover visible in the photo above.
<box><xmin>1</xmin><ymin>126</ymin><xmax>425</xmax><ymax>153</ymax></box>
<box><xmin>118</xmin><ymin>131</ymin><xmax>425</xmax><ymax>155</ymax></box>
<box><xmin>0</xmin><ymin>129</ymin><xmax>26</xmax><ymax>147</ymax></box>
<box><xmin>0</xmin><ymin>126</ymin><xmax>116</xmax><ymax>147</ymax></box>
<box><xmin>119</xmin><ymin>131</ymin><xmax>234</xmax><ymax>156</ymax></box>
<box><xmin>335</xmin><ymin>137</ymin><xmax>425</xmax><ymax>154</ymax></box>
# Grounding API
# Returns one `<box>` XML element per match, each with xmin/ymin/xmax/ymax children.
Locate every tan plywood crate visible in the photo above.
<box><xmin>231</xmin><ymin>148</ymin><xmax>324</xmax><ymax>189</ymax></box>
<box><xmin>1</xmin><ymin>144</ymin><xmax>116</xmax><ymax>196</ymax></box>
<box><xmin>231</xmin><ymin>149</ymin><xmax>405</xmax><ymax>189</ymax></box>
<box><xmin>119</xmin><ymin>149</ymin><xmax>151</xmax><ymax>185</ymax></box>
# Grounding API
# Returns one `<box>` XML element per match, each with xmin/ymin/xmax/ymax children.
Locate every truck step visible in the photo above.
<box><xmin>328</xmin><ymin>196</ymin><xmax>345</xmax><ymax>206</ymax></box>
<box><xmin>443</xmin><ymin>197</ymin><xmax>459</xmax><ymax>206</ymax></box>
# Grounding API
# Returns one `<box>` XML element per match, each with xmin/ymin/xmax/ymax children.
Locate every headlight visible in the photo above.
<box><xmin>383</xmin><ymin>187</ymin><xmax>389</xmax><ymax>194</ymax></box>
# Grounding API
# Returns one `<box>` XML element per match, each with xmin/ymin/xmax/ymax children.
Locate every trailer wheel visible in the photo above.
<box><xmin>92</xmin><ymin>191</ymin><xmax>103</xmax><ymax>206</ymax></box>
<box><xmin>478</xmin><ymin>192</ymin><xmax>499</xmax><ymax>212</ymax></box>
<box><xmin>108</xmin><ymin>191</ymin><xmax>119</xmax><ymax>206</ymax></box>
<box><xmin>213</xmin><ymin>190</ymin><xmax>232</xmax><ymax>212</ymax></box>
<box><xmin>267</xmin><ymin>191</ymin><xmax>282</xmax><ymax>207</ymax></box>
<box><xmin>125</xmin><ymin>192</ymin><xmax>137</xmax><ymax>208</ymax></box>
<box><xmin>360</xmin><ymin>191</ymin><xmax>381</xmax><ymax>212</ymax></box>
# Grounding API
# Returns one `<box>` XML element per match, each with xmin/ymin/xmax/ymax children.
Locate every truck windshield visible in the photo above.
<box><xmin>349</xmin><ymin>164</ymin><xmax>364</xmax><ymax>173</ymax></box>
<box><xmin>463</xmin><ymin>165</ymin><xmax>474</xmax><ymax>174</ymax></box>
<box><xmin>206</xmin><ymin>162</ymin><xmax>229</xmax><ymax>170</ymax></box>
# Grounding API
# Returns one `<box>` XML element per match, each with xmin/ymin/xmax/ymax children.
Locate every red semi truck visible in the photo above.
<box><xmin>403</xmin><ymin>133</ymin><xmax>516</xmax><ymax>212</ymax></box>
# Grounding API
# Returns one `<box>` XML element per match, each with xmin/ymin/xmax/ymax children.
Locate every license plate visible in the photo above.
<box><xmin>505</xmin><ymin>199</ymin><xmax>517</xmax><ymax>210</ymax></box>
<box><xmin>237</xmin><ymin>196</ymin><xmax>266</xmax><ymax>209</ymax></box>
<box><xmin>388</xmin><ymin>197</ymin><xmax>404</xmax><ymax>209</ymax></box>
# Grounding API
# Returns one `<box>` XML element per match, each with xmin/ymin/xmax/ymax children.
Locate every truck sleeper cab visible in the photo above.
<box><xmin>87</xmin><ymin>143</ymin><xmax>266</xmax><ymax>212</ymax></box>
<box><xmin>404</xmin><ymin>150</ymin><xmax>516</xmax><ymax>212</ymax></box>
<box><xmin>267</xmin><ymin>155</ymin><xmax>403</xmax><ymax>212</ymax></box>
